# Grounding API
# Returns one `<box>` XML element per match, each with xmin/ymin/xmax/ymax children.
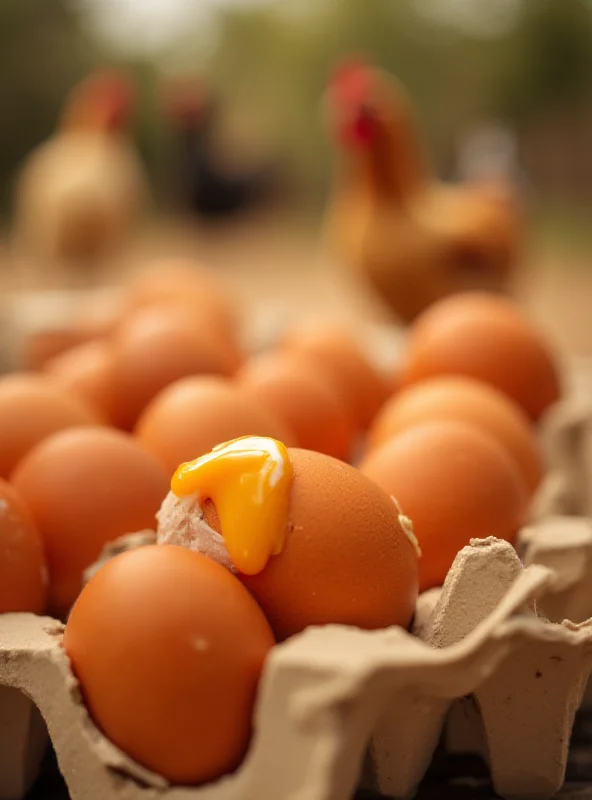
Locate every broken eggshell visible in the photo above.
<box><xmin>155</xmin><ymin>492</ymin><xmax>236</xmax><ymax>573</ymax></box>
<box><xmin>531</xmin><ymin>391</ymin><xmax>592</xmax><ymax>521</ymax></box>
<box><xmin>82</xmin><ymin>529</ymin><xmax>157</xmax><ymax>585</ymax></box>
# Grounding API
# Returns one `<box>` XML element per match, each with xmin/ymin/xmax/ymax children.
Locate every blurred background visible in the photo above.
<box><xmin>2</xmin><ymin>0</ymin><xmax>592</xmax><ymax>352</ymax></box>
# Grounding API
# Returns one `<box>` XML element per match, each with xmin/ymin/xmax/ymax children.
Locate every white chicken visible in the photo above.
<box><xmin>12</xmin><ymin>70</ymin><xmax>149</xmax><ymax>266</ymax></box>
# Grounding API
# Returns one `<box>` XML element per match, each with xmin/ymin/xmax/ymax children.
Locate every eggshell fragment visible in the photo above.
<box><xmin>368</xmin><ymin>376</ymin><xmax>544</xmax><ymax>496</ymax></box>
<box><xmin>64</xmin><ymin>545</ymin><xmax>275</xmax><ymax>785</ymax></box>
<box><xmin>400</xmin><ymin>292</ymin><xmax>561</xmax><ymax>420</ymax></box>
<box><xmin>361</xmin><ymin>420</ymin><xmax>527</xmax><ymax>592</ymax></box>
<box><xmin>136</xmin><ymin>376</ymin><xmax>294</xmax><ymax>477</ymax></box>
<box><xmin>11</xmin><ymin>427</ymin><xmax>169</xmax><ymax>617</ymax></box>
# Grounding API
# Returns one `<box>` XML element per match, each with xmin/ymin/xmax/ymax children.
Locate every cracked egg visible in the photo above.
<box><xmin>157</xmin><ymin>436</ymin><xmax>419</xmax><ymax>640</ymax></box>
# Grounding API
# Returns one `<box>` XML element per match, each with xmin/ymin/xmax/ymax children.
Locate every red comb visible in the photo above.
<box><xmin>83</xmin><ymin>71</ymin><xmax>133</xmax><ymax>105</ymax></box>
<box><xmin>330</xmin><ymin>57</ymin><xmax>372</xmax><ymax>102</ymax></box>
<box><xmin>77</xmin><ymin>70</ymin><xmax>134</xmax><ymax>129</ymax></box>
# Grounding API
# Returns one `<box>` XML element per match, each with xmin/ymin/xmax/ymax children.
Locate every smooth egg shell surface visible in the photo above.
<box><xmin>238</xmin><ymin>351</ymin><xmax>355</xmax><ymax>461</ymax></box>
<box><xmin>135</xmin><ymin>376</ymin><xmax>295</xmax><ymax>477</ymax></box>
<box><xmin>361</xmin><ymin>420</ymin><xmax>527</xmax><ymax>592</ymax></box>
<box><xmin>11</xmin><ymin>427</ymin><xmax>169</xmax><ymax>617</ymax></box>
<box><xmin>64</xmin><ymin>545</ymin><xmax>274</xmax><ymax>785</ymax></box>
<box><xmin>109</xmin><ymin>307</ymin><xmax>238</xmax><ymax>430</ymax></box>
<box><xmin>368</xmin><ymin>376</ymin><xmax>543</xmax><ymax>496</ymax></box>
<box><xmin>45</xmin><ymin>340</ymin><xmax>116</xmax><ymax>424</ymax></box>
<box><xmin>0</xmin><ymin>373</ymin><xmax>101</xmax><ymax>480</ymax></box>
<box><xmin>0</xmin><ymin>478</ymin><xmax>47</xmax><ymax>614</ymax></box>
<box><xmin>123</xmin><ymin>260</ymin><xmax>239</xmax><ymax>345</ymax></box>
<box><xmin>281</xmin><ymin>325</ymin><xmax>388</xmax><ymax>430</ymax></box>
<box><xmin>23</xmin><ymin>328</ymin><xmax>102</xmax><ymax>371</ymax></box>
<box><xmin>400</xmin><ymin>292</ymin><xmax>561</xmax><ymax>421</ymax></box>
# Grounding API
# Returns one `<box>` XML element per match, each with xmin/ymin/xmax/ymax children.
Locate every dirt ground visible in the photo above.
<box><xmin>135</xmin><ymin>215</ymin><xmax>592</xmax><ymax>359</ymax></box>
<box><xmin>3</xmin><ymin>212</ymin><xmax>592</xmax><ymax>358</ymax></box>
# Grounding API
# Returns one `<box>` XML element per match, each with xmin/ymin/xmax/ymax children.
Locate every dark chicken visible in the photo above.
<box><xmin>162</xmin><ymin>80</ymin><xmax>280</xmax><ymax>220</ymax></box>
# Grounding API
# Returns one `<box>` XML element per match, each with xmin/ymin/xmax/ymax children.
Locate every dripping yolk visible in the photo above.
<box><xmin>171</xmin><ymin>436</ymin><xmax>293</xmax><ymax>575</ymax></box>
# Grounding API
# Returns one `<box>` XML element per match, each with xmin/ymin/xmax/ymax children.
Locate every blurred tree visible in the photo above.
<box><xmin>495</xmin><ymin>0</ymin><xmax>592</xmax><ymax>121</ymax></box>
<box><xmin>0</xmin><ymin>0</ymin><xmax>161</xmax><ymax>218</ymax></box>
<box><xmin>4</xmin><ymin>0</ymin><xmax>588</xmax><ymax>219</ymax></box>
<box><xmin>199</xmin><ymin>0</ymin><xmax>508</xmax><ymax>206</ymax></box>
<box><xmin>0</xmin><ymin>0</ymin><xmax>98</xmax><ymax>212</ymax></box>
<box><xmin>489</xmin><ymin>0</ymin><xmax>592</xmax><ymax>204</ymax></box>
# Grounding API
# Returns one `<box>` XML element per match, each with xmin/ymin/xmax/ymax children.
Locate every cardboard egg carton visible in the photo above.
<box><xmin>2</xmin><ymin>296</ymin><xmax>592</xmax><ymax>798</ymax></box>
<box><xmin>440</xmin><ymin>389</ymin><xmax>592</xmax><ymax>764</ymax></box>
<box><xmin>3</xmin><ymin>537</ymin><xmax>592</xmax><ymax>800</ymax></box>
<box><xmin>531</xmin><ymin>389</ymin><xmax>592</xmax><ymax>522</ymax></box>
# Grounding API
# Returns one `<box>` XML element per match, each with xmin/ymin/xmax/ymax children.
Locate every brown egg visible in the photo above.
<box><xmin>237</xmin><ymin>351</ymin><xmax>355</xmax><ymax>461</ymax></box>
<box><xmin>281</xmin><ymin>324</ymin><xmax>388</xmax><ymax>430</ymax></box>
<box><xmin>64</xmin><ymin>545</ymin><xmax>274</xmax><ymax>784</ymax></box>
<box><xmin>123</xmin><ymin>260</ymin><xmax>239</xmax><ymax>345</ymax></box>
<box><xmin>243</xmin><ymin>449</ymin><xmax>418</xmax><ymax>639</ymax></box>
<box><xmin>110</xmin><ymin>307</ymin><xmax>239</xmax><ymax>431</ymax></box>
<box><xmin>0</xmin><ymin>373</ymin><xmax>101</xmax><ymax>480</ymax></box>
<box><xmin>368</xmin><ymin>377</ymin><xmax>543</xmax><ymax>496</ymax></box>
<box><xmin>45</xmin><ymin>341</ymin><xmax>116</xmax><ymax>424</ymax></box>
<box><xmin>136</xmin><ymin>376</ymin><xmax>295</xmax><ymax>476</ymax></box>
<box><xmin>361</xmin><ymin>420</ymin><xmax>527</xmax><ymax>592</ymax></box>
<box><xmin>23</xmin><ymin>329</ymin><xmax>94</xmax><ymax>372</ymax></box>
<box><xmin>11</xmin><ymin>427</ymin><xmax>169</xmax><ymax>617</ymax></box>
<box><xmin>158</xmin><ymin>447</ymin><xmax>419</xmax><ymax>641</ymax></box>
<box><xmin>22</xmin><ymin>307</ymin><xmax>118</xmax><ymax>372</ymax></box>
<box><xmin>0</xmin><ymin>479</ymin><xmax>47</xmax><ymax>614</ymax></box>
<box><xmin>400</xmin><ymin>292</ymin><xmax>561</xmax><ymax>420</ymax></box>
<box><xmin>388</xmin><ymin>368</ymin><xmax>402</xmax><ymax>396</ymax></box>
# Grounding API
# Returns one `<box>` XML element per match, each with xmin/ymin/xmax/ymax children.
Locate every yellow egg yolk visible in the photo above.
<box><xmin>171</xmin><ymin>436</ymin><xmax>293</xmax><ymax>575</ymax></box>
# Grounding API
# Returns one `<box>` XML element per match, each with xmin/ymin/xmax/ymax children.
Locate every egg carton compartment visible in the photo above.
<box><xmin>532</xmin><ymin>391</ymin><xmax>592</xmax><ymax>522</ymax></box>
<box><xmin>441</xmin><ymin>516</ymin><xmax>592</xmax><ymax>765</ymax></box>
<box><xmin>3</xmin><ymin>536</ymin><xmax>592</xmax><ymax>800</ymax></box>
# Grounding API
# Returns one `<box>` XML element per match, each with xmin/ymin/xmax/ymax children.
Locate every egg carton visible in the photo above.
<box><xmin>532</xmin><ymin>388</ymin><xmax>592</xmax><ymax>522</ymax></box>
<box><xmin>437</xmin><ymin>379</ymin><xmax>592</xmax><ymax>763</ymax></box>
<box><xmin>4</xmin><ymin>534</ymin><xmax>592</xmax><ymax>800</ymax></box>
<box><xmin>1</xmin><ymin>299</ymin><xmax>592</xmax><ymax>798</ymax></box>
<box><xmin>438</xmin><ymin>389</ymin><xmax>592</xmax><ymax>764</ymax></box>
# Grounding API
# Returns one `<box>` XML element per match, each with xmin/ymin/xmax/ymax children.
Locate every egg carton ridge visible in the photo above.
<box><xmin>1</xmin><ymin>538</ymin><xmax>592</xmax><ymax>800</ymax></box>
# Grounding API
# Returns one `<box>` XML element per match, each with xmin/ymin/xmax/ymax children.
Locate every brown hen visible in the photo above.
<box><xmin>13</xmin><ymin>71</ymin><xmax>149</xmax><ymax>266</ymax></box>
<box><xmin>323</xmin><ymin>59</ymin><xmax>522</xmax><ymax>324</ymax></box>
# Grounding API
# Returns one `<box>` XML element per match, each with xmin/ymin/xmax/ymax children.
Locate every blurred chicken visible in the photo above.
<box><xmin>323</xmin><ymin>59</ymin><xmax>522</xmax><ymax>324</ymax></box>
<box><xmin>13</xmin><ymin>70</ymin><xmax>149</xmax><ymax>265</ymax></box>
<box><xmin>162</xmin><ymin>77</ymin><xmax>281</xmax><ymax>220</ymax></box>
